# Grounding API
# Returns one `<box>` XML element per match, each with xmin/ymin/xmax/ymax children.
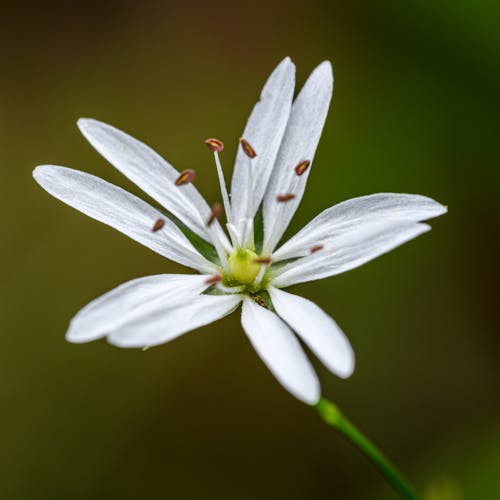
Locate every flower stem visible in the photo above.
<box><xmin>315</xmin><ymin>397</ymin><xmax>419</xmax><ymax>500</ymax></box>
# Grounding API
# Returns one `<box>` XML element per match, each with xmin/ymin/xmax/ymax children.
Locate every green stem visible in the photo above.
<box><xmin>315</xmin><ymin>397</ymin><xmax>419</xmax><ymax>500</ymax></box>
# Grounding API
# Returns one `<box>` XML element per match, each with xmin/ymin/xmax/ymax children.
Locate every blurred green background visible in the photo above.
<box><xmin>1</xmin><ymin>1</ymin><xmax>499</xmax><ymax>498</ymax></box>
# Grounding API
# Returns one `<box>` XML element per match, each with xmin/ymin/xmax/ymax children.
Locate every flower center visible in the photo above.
<box><xmin>228</xmin><ymin>248</ymin><xmax>262</xmax><ymax>284</ymax></box>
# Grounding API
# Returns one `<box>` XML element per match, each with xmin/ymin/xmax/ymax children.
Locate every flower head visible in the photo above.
<box><xmin>33</xmin><ymin>58</ymin><xmax>447</xmax><ymax>404</ymax></box>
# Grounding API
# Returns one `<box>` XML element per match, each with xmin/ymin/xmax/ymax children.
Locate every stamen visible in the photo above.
<box><xmin>240</xmin><ymin>138</ymin><xmax>257</xmax><ymax>158</ymax></box>
<box><xmin>294</xmin><ymin>160</ymin><xmax>311</xmax><ymax>176</ymax></box>
<box><xmin>205</xmin><ymin>274</ymin><xmax>222</xmax><ymax>285</ymax></box>
<box><xmin>206</xmin><ymin>138</ymin><xmax>232</xmax><ymax>228</ymax></box>
<box><xmin>175</xmin><ymin>169</ymin><xmax>196</xmax><ymax>186</ymax></box>
<box><xmin>239</xmin><ymin>137</ymin><xmax>257</xmax><ymax>247</ymax></box>
<box><xmin>253</xmin><ymin>256</ymin><xmax>272</xmax><ymax>265</ymax></box>
<box><xmin>204</xmin><ymin>138</ymin><xmax>224</xmax><ymax>152</ymax></box>
<box><xmin>310</xmin><ymin>244</ymin><xmax>324</xmax><ymax>254</ymax></box>
<box><xmin>151</xmin><ymin>218</ymin><xmax>165</xmax><ymax>232</ymax></box>
<box><xmin>276</xmin><ymin>193</ymin><xmax>296</xmax><ymax>202</ymax></box>
<box><xmin>207</xmin><ymin>203</ymin><xmax>223</xmax><ymax>227</ymax></box>
<box><xmin>172</xmin><ymin>156</ymin><xmax>229</xmax><ymax>272</ymax></box>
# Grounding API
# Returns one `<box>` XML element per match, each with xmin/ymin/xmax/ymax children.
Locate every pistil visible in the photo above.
<box><xmin>228</xmin><ymin>248</ymin><xmax>261</xmax><ymax>284</ymax></box>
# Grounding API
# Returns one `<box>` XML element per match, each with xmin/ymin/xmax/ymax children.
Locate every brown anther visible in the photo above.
<box><xmin>253</xmin><ymin>256</ymin><xmax>272</xmax><ymax>265</ymax></box>
<box><xmin>251</xmin><ymin>294</ymin><xmax>268</xmax><ymax>308</ymax></box>
<box><xmin>276</xmin><ymin>193</ymin><xmax>296</xmax><ymax>202</ymax></box>
<box><xmin>152</xmin><ymin>218</ymin><xmax>165</xmax><ymax>232</ymax></box>
<box><xmin>239</xmin><ymin>138</ymin><xmax>257</xmax><ymax>158</ymax></box>
<box><xmin>294</xmin><ymin>160</ymin><xmax>311</xmax><ymax>176</ymax></box>
<box><xmin>204</xmin><ymin>138</ymin><xmax>224</xmax><ymax>152</ymax></box>
<box><xmin>205</xmin><ymin>274</ymin><xmax>222</xmax><ymax>285</ymax></box>
<box><xmin>310</xmin><ymin>244</ymin><xmax>324</xmax><ymax>254</ymax></box>
<box><xmin>175</xmin><ymin>169</ymin><xmax>196</xmax><ymax>186</ymax></box>
<box><xmin>207</xmin><ymin>203</ymin><xmax>223</xmax><ymax>226</ymax></box>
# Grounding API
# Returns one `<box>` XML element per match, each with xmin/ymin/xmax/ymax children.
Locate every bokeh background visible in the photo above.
<box><xmin>1</xmin><ymin>1</ymin><xmax>499</xmax><ymax>498</ymax></box>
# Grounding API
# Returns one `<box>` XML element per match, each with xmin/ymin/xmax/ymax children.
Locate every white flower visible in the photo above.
<box><xmin>33</xmin><ymin>58</ymin><xmax>447</xmax><ymax>405</ymax></box>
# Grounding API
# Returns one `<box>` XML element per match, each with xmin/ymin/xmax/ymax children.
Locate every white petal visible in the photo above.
<box><xmin>230</xmin><ymin>58</ymin><xmax>295</xmax><ymax>225</ymax></box>
<box><xmin>33</xmin><ymin>165</ymin><xmax>216</xmax><ymax>274</ymax></box>
<box><xmin>263</xmin><ymin>61</ymin><xmax>333</xmax><ymax>253</ymax></box>
<box><xmin>67</xmin><ymin>274</ymin><xmax>210</xmax><ymax>343</ymax></box>
<box><xmin>269</xmin><ymin>288</ymin><xmax>354</xmax><ymax>378</ymax></box>
<box><xmin>108</xmin><ymin>294</ymin><xmax>242</xmax><ymax>348</ymax></box>
<box><xmin>78</xmin><ymin>118</ymin><xmax>230</xmax><ymax>249</ymax></box>
<box><xmin>241</xmin><ymin>298</ymin><xmax>320</xmax><ymax>405</ymax></box>
<box><xmin>273</xmin><ymin>193</ymin><xmax>447</xmax><ymax>261</ymax></box>
<box><xmin>273</xmin><ymin>220</ymin><xmax>431</xmax><ymax>287</ymax></box>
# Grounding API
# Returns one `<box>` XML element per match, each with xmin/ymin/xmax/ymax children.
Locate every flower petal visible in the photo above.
<box><xmin>77</xmin><ymin>118</ymin><xmax>230</xmax><ymax>249</ymax></box>
<box><xmin>33</xmin><ymin>165</ymin><xmax>216</xmax><ymax>274</ymax></box>
<box><xmin>67</xmin><ymin>274</ymin><xmax>211</xmax><ymax>343</ymax></box>
<box><xmin>241</xmin><ymin>298</ymin><xmax>320</xmax><ymax>404</ymax></box>
<box><xmin>230</xmin><ymin>58</ymin><xmax>295</xmax><ymax>227</ymax></box>
<box><xmin>108</xmin><ymin>294</ymin><xmax>242</xmax><ymax>348</ymax></box>
<box><xmin>273</xmin><ymin>193</ymin><xmax>447</xmax><ymax>261</ymax></box>
<box><xmin>263</xmin><ymin>61</ymin><xmax>333</xmax><ymax>253</ymax></box>
<box><xmin>273</xmin><ymin>220</ymin><xmax>431</xmax><ymax>287</ymax></box>
<box><xmin>268</xmin><ymin>288</ymin><xmax>354</xmax><ymax>378</ymax></box>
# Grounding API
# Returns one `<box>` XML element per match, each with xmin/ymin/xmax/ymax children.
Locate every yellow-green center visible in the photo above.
<box><xmin>228</xmin><ymin>248</ymin><xmax>262</xmax><ymax>284</ymax></box>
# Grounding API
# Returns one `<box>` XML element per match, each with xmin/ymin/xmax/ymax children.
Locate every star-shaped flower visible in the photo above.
<box><xmin>33</xmin><ymin>58</ymin><xmax>446</xmax><ymax>404</ymax></box>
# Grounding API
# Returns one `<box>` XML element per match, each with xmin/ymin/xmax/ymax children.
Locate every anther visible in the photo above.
<box><xmin>251</xmin><ymin>294</ymin><xmax>268</xmax><ymax>308</ymax></box>
<box><xmin>175</xmin><ymin>169</ymin><xmax>196</xmax><ymax>186</ymax></box>
<box><xmin>204</xmin><ymin>138</ymin><xmax>224</xmax><ymax>152</ymax></box>
<box><xmin>294</xmin><ymin>160</ymin><xmax>311</xmax><ymax>176</ymax></box>
<box><xmin>240</xmin><ymin>138</ymin><xmax>257</xmax><ymax>158</ymax></box>
<box><xmin>205</xmin><ymin>274</ymin><xmax>222</xmax><ymax>285</ymax></box>
<box><xmin>253</xmin><ymin>256</ymin><xmax>272</xmax><ymax>265</ymax></box>
<box><xmin>310</xmin><ymin>244</ymin><xmax>324</xmax><ymax>254</ymax></box>
<box><xmin>152</xmin><ymin>218</ymin><xmax>165</xmax><ymax>232</ymax></box>
<box><xmin>207</xmin><ymin>203</ymin><xmax>223</xmax><ymax>227</ymax></box>
<box><xmin>276</xmin><ymin>193</ymin><xmax>296</xmax><ymax>202</ymax></box>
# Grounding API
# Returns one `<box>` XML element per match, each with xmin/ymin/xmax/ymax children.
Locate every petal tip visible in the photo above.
<box><xmin>278</xmin><ymin>55</ymin><xmax>294</xmax><ymax>68</ymax></box>
<box><xmin>32</xmin><ymin>165</ymin><xmax>45</xmax><ymax>179</ymax></box>
<box><xmin>33</xmin><ymin>164</ymin><xmax>57</xmax><ymax>183</ymax></box>
<box><xmin>77</xmin><ymin>117</ymin><xmax>106</xmax><ymax>136</ymax></box>
<box><xmin>420</xmin><ymin>222</ymin><xmax>432</xmax><ymax>233</ymax></box>
<box><xmin>271</xmin><ymin>56</ymin><xmax>296</xmax><ymax>80</ymax></box>
<box><xmin>317</xmin><ymin>60</ymin><xmax>333</xmax><ymax>76</ymax></box>
<box><xmin>336</xmin><ymin>358</ymin><xmax>355</xmax><ymax>379</ymax></box>
<box><xmin>311</xmin><ymin>60</ymin><xmax>334</xmax><ymax>90</ymax></box>
<box><xmin>65</xmin><ymin>331</ymin><xmax>89</xmax><ymax>344</ymax></box>
<box><xmin>77</xmin><ymin>117</ymin><xmax>93</xmax><ymax>129</ymax></box>
<box><xmin>302</xmin><ymin>384</ymin><xmax>321</xmax><ymax>405</ymax></box>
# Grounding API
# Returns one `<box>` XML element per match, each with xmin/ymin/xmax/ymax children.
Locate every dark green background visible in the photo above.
<box><xmin>1</xmin><ymin>1</ymin><xmax>499</xmax><ymax>498</ymax></box>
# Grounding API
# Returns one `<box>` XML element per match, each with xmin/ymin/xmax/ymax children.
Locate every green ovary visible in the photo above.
<box><xmin>228</xmin><ymin>248</ymin><xmax>262</xmax><ymax>284</ymax></box>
